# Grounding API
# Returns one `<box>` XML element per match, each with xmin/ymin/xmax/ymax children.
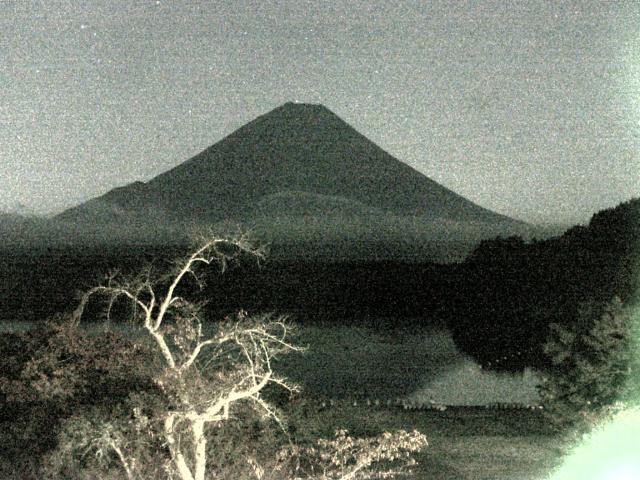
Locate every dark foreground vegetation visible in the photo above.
<box><xmin>0</xmin><ymin>198</ymin><xmax>637</xmax><ymax>478</ymax></box>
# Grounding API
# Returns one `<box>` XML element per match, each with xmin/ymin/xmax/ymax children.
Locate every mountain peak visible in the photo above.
<box><xmin>281</xmin><ymin>101</ymin><xmax>326</xmax><ymax>109</ymax></box>
<box><xmin>270</xmin><ymin>101</ymin><xmax>336</xmax><ymax>120</ymax></box>
<box><xmin>57</xmin><ymin>103</ymin><xmax>525</xmax><ymax>230</ymax></box>
<box><xmin>223</xmin><ymin>101</ymin><xmax>348</xmax><ymax>147</ymax></box>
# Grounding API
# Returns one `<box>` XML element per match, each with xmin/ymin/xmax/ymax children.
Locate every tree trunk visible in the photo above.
<box><xmin>165</xmin><ymin>415</ymin><xmax>196</xmax><ymax>480</ymax></box>
<box><xmin>192</xmin><ymin>419</ymin><xmax>207</xmax><ymax>480</ymax></box>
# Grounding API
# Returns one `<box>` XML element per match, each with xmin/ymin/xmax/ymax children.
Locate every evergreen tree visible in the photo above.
<box><xmin>538</xmin><ymin>296</ymin><xmax>632</xmax><ymax>431</ymax></box>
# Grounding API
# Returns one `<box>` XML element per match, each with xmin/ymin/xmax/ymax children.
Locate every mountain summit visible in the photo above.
<box><xmin>57</xmin><ymin>103</ymin><xmax>522</xmax><ymax>228</ymax></box>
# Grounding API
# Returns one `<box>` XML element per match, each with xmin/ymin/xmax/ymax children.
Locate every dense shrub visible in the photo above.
<box><xmin>0</xmin><ymin>315</ymin><xmax>160</xmax><ymax>477</ymax></box>
<box><xmin>537</xmin><ymin>297</ymin><xmax>632</xmax><ymax>432</ymax></box>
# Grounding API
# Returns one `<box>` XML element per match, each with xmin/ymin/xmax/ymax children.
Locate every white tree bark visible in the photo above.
<box><xmin>164</xmin><ymin>414</ymin><xmax>196</xmax><ymax>480</ymax></box>
<box><xmin>73</xmin><ymin>236</ymin><xmax>301</xmax><ymax>480</ymax></box>
<box><xmin>191</xmin><ymin>419</ymin><xmax>206</xmax><ymax>480</ymax></box>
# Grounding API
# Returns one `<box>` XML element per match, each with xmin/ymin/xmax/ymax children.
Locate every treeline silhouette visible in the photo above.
<box><xmin>446</xmin><ymin>198</ymin><xmax>639</xmax><ymax>372</ymax></box>
<box><xmin>1</xmin><ymin>199</ymin><xmax>637</xmax><ymax>375</ymax></box>
<box><xmin>0</xmin><ymin>245</ymin><xmax>451</xmax><ymax>329</ymax></box>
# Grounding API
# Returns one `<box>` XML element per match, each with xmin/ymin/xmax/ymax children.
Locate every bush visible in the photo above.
<box><xmin>0</xmin><ymin>315</ymin><xmax>159</xmax><ymax>477</ymax></box>
<box><xmin>275</xmin><ymin>428</ymin><xmax>428</xmax><ymax>480</ymax></box>
<box><xmin>538</xmin><ymin>296</ymin><xmax>632</xmax><ymax>432</ymax></box>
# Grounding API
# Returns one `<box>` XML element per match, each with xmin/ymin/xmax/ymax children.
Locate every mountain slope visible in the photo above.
<box><xmin>57</xmin><ymin>102</ymin><xmax>523</xmax><ymax>227</ymax></box>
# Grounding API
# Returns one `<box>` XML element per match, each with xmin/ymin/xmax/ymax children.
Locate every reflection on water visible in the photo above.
<box><xmin>2</xmin><ymin>321</ymin><xmax>543</xmax><ymax>405</ymax></box>
<box><xmin>409</xmin><ymin>358</ymin><xmax>542</xmax><ymax>406</ymax></box>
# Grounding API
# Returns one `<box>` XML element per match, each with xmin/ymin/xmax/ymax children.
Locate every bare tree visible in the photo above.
<box><xmin>65</xmin><ymin>233</ymin><xmax>428</xmax><ymax>480</ymax></box>
<box><xmin>72</xmin><ymin>233</ymin><xmax>303</xmax><ymax>480</ymax></box>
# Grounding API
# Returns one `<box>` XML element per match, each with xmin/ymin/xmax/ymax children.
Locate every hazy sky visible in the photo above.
<box><xmin>1</xmin><ymin>0</ymin><xmax>638</xmax><ymax>225</ymax></box>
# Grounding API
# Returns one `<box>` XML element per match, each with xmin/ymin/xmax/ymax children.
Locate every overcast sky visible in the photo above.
<box><xmin>1</xmin><ymin>0</ymin><xmax>638</xmax><ymax>224</ymax></box>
